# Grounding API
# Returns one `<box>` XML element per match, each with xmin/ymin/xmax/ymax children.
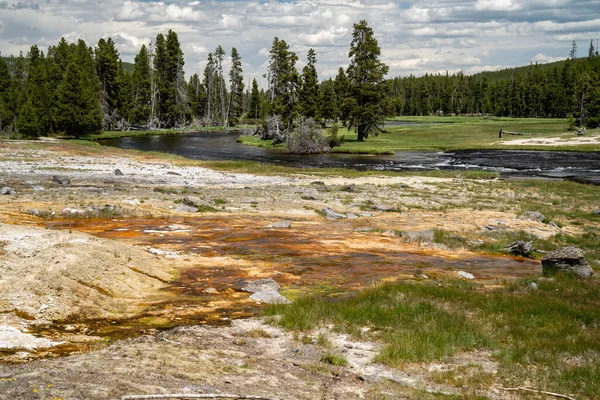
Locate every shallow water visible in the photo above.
<box><xmin>99</xmin><ymin>131</ymin><xmax>600</xmax><ymax>183</ymax></box>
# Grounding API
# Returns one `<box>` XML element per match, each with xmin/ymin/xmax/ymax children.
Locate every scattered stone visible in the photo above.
<box><xmin>346</xmin><ymin>213</ymin><xmax>359</xmax><ymax>219</ymax></box>
<box><xmin>0</xmin><ymin>187</ymin><xmax>15</xmax><ymax>195</ymax></box>
<box><xmin>354</xmin><ymin>227</ymin><xmax>373</xmax><ymax>233</ymax></box>
<box><xmin>458</xmin><ymin>271</ymin><xmax>475</xmax><ymax>280</ymax></box>
<box><xmin>114</xmin><ymin>169</ymin><xmax>124</xmax><ymax>176</ymax></box>
<box><xmin>468</xmin><ymin>239</ymin><xmax>484</xmax><ymax>246</ymax></box>
<box><xmin>122</xmin><ymin>199</ymin><xmax>140</xmax><ymax>206</ymax></box>
<box><xmin>27</xmin><ymin>208</ymin><xmax>41</xmax><ymax>217</ymax></box>
<box><xmin>341</xmin><ymin>184</ymin><xmax>357</xmax><ymax>192</ymax></box>
<box><xmin>548</xmin><ymin>221</ymin><xmax>559</xmax><ymax>228</ymax></box>
<box><xmin>52</xmin><ymin>175</ymin><xmax>70</xmax><ymax>185</ymax></box>
<box><xmin>267</xmin><ymin>220</ymin><xmax>292</xmax><ymax>229</ymax></box>
<box><xmin>166</xmin><ymin>171</ymin><xmax>182</xmax><ymax>176</ymax></box>
<box><xmin>381</xmin><ymin>230</ymin><xmax>396</xmax><ymax>237</ymax></box>
<box><xmin>182</xmin><ymin>196</ymin><xmax>207</xmax><ymax>208</ymax></box>
<box><xmin>240</xmin><ymin>278</ymin><xmax>291</xmax><ymax>304</ymax></box>
<box><xmin>528</xmin><ymin>282</ymin><xmax>539</xmax><ymax>290</ymax></box>
<box><xmin>360</xmin><ymin>212</ymin><xmax>374</xmax><ymax>218</ymax></box>
<box><xmin>322</xmin><ymin>207</ymin><xmax>347</xmax><ymax>220</ymax></box>
<box><xmin>61</xmin><ymin>207</ymin><xmax>85</xmax><ymax>216</ymax></box>
<box><xmin>203</xmin><ymin>287</ymin><xmax>218</xmax><ymax>294</ymax></box>
<box><xmin>506</xmin><ymin>240</ymin><xmax>533</xmax><ymax>257</ymax></box>
<box><xmin>593</xmin><ymin>210</ymin><xmax>600</xmax><ymax>215</ymax></box>
<box><xmin>484</xmin><ymin>225</ymin><xmax>500</xmax><ymax>231</ymax></box>
<box><xmin>542</xmin><ymin>246</ymin><xmax>594</xmax><ymax>278</ymax></box>
<box><xmin>401</xmin><ymin>230</ymin><xmax>435</xmax><ymax>243</ymax></box>
<box><xmin>175</xmin><ymin>204</ymin><xmax>198</xmax><ymax>213</ymax></box>
<box><xmin>519</xmin><ymin>211</ymin><xmax>546</xmax><ymax>222</ymax></box>
<box><xmin>311</xmin><ymin>181</ymin><xmax>325</xmax><ymax>186</ymax></box>
<box><xmin>31</xmin><ymin>186</ymin><xmax>45</xmax><ymax>191</ymax></box>
<box><xmin>301</xmin><ymin>195</ymin><xmax>318</xmax><ymax>201</ymax></box>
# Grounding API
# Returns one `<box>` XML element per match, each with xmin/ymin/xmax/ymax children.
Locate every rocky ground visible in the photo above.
<box><xmin>0</xmin><ymin>139</ymin><xmax>581</xmax><ymax>399</ymax></box>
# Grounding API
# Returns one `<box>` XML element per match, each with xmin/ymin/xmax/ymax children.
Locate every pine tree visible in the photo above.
<box><xmin>319</xmin><ymin>79</ymin><xmax>338</xmax><ymax>123</ymax></box>
<box><xmin>116</xmin><ymin>61</ymin><xmax>133</xmax><ymax>126</ymax></box>
<box><xmin>131</xmin><ymin>44</ymin><xmax>152</xmax><ymax>126</ymax></box>
<box><xmin>154</xmin><ymin>30</ymin><xmax>187</xmax><ymax>127</ymax></box>
<box><xmin>570</xmin><ymin>40</ymin><xmax>578</xmax><ymax>61</ymax></box>
<box><xmin>203</xmin><ymin>53</ymin><xmax>215</xmax><ymax>124</ymax></box>
<box><xmin>248</xmin><ymin>78</ymin><xmax>261</xmax><ymax>122</ymax></box>
<box><xmin>299</xmin><ymin>48</ymin><xmax>319</xmax><ymax>119</ymax></box>
<box><xmin>589</xmin><ymin>40</ymin><xmax>596</xmax><ymax>59</ymax></box>
<box><xmin>345</xmin><ymin>20</ymin><xmax>389</xmax><ymax>141</ymax></box>
<box><xmin>96</xmin><ymin>38</ymin><xmax>120</xmax><ymax>129</ymax></box>
<box><xmin>334</xmin><ymin>67</ymin><xmax>350</xmax><ymax>121</ymax></box>
<box><xmin>214</xmin><ymin>45</ymin><xmax>227</xmax><ymax>125</ymax></box>
<box><xmin>227</xmin><ymin>47</ymin><xmax>244</xmax><ymax>126</ymax></box>
<box><xmin>267</xmin><ymin>37</ymin><xmax>299</xmax><ymax>128</ymax></box>
<box><xmin>0</xmin><ymin>57</ymin><xmax>12</xmax><ymax>133</ymax></box>
<box><xmin>187</xmin><ymin>73</ymin><xmax>205</xmax><ymax>120</ymax></box>
<box><xmin>54</xmin><ymin>61</ymin><xmax>102</xmax><ymax>138</ymax></box>
<box><xmin>18</xmin><ymin>46</ymin><xmax>47</xmax><ymax>137</ymax></box>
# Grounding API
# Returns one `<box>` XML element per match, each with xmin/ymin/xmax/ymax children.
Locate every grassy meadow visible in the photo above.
<box><xmin>238</xmin><ymin>116</ymin><xmax>600</xmax><ymax>154</ymax></box>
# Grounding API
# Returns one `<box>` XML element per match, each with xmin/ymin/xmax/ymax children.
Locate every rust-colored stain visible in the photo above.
<box><xmin>27</xmin><ymin>215</ymin><xmax>540</xmax><ymax>358</ymax></box>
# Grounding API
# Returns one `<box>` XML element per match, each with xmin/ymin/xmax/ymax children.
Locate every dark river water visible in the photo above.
<box><xmin>99</xmin><ymin>130</ymin><xmax>600</xmax><ymax>184</ymax></box>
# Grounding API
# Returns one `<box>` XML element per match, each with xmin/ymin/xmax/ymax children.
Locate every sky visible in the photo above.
<box><xmin>1</xmin><ymin>0</ymin><xmax>599</xmax><ymax>87</ymax></box>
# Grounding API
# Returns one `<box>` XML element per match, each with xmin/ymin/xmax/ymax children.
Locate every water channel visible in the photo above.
<box><xmin>99</xmin><ymin>127</ymin><xmax>600</xmax><ymax>184</ymax></box>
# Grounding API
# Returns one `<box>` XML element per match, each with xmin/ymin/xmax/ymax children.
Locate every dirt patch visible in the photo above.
<box><xmin>499</xmin><ymin>135</ymin><xmax>600</xmax><ymax>146</ymax></box>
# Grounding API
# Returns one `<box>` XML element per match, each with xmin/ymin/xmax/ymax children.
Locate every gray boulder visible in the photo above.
<box><xmin>519</xmin><ymin>211</ymin><xmax>545</xmax><ymax>222</ymax></box>
<box><xmin>267</xmin><ymin>220</ymin><xmax>292</xmax><ymax>229</ymax></box>
<box><xmin>506</xmin><ymin>240</ymin><xmax>533</xmax><ymax>257</ymax></box>
<box><xmin>401</xmin><ymin>230</ymin><xmax>435</xmax><ymax>243</ymax></box>
<box><xmin>240</xmin><ymin>278</ymin><xmax>291</xmax><ymax>304</ymax></box>
<box><xmin>542</xmin><ymin>246</ymin><xmax>594</xmax><ymax>278</ymax></box>
<box><xmin>322</xmin><ymin>208</ymin><xmax>347</xmax><ymax>220</ymax></box>
<box><xmin>52</xmin><ymin>175</ymin><xmax>71</xmax><ymax>185</ymax></box>
<box><xmin>592</xmin><ymin>210</ymin><xmax>600</xmax><ymax>215</ymax></box>
<box><xmin>114</xmin><ymin>169</ymin><xmax>124</xmax><ymax>176</ymax></box>
<box><xmin>0</xmin><ymin>187</ymin><xmax>15</xmax><ymax>195</ymax></box>
<box><xmin>175</xmin><ymin>204</ymin><xmax>198</xmax><ymax>213</ymax></box>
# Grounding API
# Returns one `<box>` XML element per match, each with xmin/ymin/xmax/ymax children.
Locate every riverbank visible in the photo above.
<box><xmin>82</xmin><ymin>125</ymin><xmax>248</xmax><ymax>141</ymax></box>
<box><xmin>238</xmin><ymin>117</ymin><xmax>600</xmax><ymax>154</ymax></box>
<box><xmin>0</xmin><ymin>139</ymin><xmax>598</xmax><ymax>399</ymax></box>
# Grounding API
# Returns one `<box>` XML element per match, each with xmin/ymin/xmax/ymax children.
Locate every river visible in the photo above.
<box><xmin>98</xmin><ymin>130</ymin><xmax>600</xmax><ymax>184</ymax></box>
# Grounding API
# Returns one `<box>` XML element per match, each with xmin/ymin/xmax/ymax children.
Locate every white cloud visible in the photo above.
<box><xmin>0</xmin><ymin>0</ymin><xmax>597</xmax><ymax>81</ymax></box>
<box><xmin>531</xmin><ymin>53</ymin><xmax>566</xmax><ymax>63</ymax></box>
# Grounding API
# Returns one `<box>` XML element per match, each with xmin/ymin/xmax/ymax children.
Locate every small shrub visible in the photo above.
<box><xmin>320</xmin><ymin>353</ymin><xmax>348</xmax><ymax>367</ymax></box>
<box><xmin>285</xmin><ymin>117</ymin><xmax>331</xmax><ymax>154</ymax></box>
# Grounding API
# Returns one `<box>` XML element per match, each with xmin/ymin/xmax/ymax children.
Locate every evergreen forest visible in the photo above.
<box><xmin>1</xmin><ymin>25</ymin><xmax>600</xmax><ymax>139</ymax></box>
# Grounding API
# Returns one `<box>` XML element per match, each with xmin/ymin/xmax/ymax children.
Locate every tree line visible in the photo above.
<box><xmin>2</xmin><ymin>23</ymin><xmax>596</xmax><ymax>142</ymax></box>
<box><xmin>386</xmin><ymin>40</ymin><xmax>600</xmax><ymax>128</ymax></box>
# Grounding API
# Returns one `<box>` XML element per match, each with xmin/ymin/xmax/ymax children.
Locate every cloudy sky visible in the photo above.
<box><xmin>1</xmin><ymin>0</ymin><xmax>599</xmax><ymax>86</ymax></box>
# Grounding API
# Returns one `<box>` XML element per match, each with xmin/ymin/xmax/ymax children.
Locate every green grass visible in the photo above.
<box><xmin>266</xmin><ymin>276</ymin><xmax>600</xmax><ymax>398</ymax></box>
<box><xmin>83</xmin><ymin>126</ymin><xmax>235</xmax><ymax>140</ymax></box>
<box><xmin>331</xmin><ymin>117</ymin><xmax>600</xmax><ymax>154</ymax></box>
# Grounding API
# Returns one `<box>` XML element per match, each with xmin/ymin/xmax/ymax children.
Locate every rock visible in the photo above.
<box><xmin>301</xmin><ymin>195</ymin><xmax>318</xmax><ymax>201</ymax></box>
<box><xmin>519</xmin><ymin>211</ymin><xmax>546</xmax><ymax>222</ymax></box>
<box><xmin>175</xmin><ymin>204</ymin><xmax>198</xmax><ymax>213</ymax></box>
<box><xmin>311</xmin><ymin>181</ymin><xmax>325</xmax><ymax>186</ymax></box>
<box><xmin>27</xmin><ymin>208</ymin><xmax>41</xmax><ymax>216</ymax></box>
<box><xmin>203</xmin><ymin>287</ymin><xmax>218</xmax><ymax>294</ymax></box>
<box><xmin>506</xmin><ymin>240</ymin><xmax>533</xmax><ymax>257</ymax></box>
<box><xmin>382</xmin><ymin>230</ymin><xmax>396</xmax><ymax>237</ymax></box>
<box><xmin>241</xmin><ymin>278</ymin><xmax>280</xmax><ymax>293</ymax></box>
<box><xmin>322</xmin><ymin>208</ymin><xmax>347</xmax><ymax>220</ymax></box>
<box><xmin>240</xmin><ymin>278</ymin><xmax>291</xmax><ymax>305</ymax></box>
<box><xmin>593</xmin><ymin>210</ymin><xmax>600</xmax><ymax>215</ymax></box>
<box><xmin>354</xmin><ymin>227</ymin><xmax>373</xmax><ymax>232</ymax></box>
<box><xmin>166</xmin><ymin>171</ymin><xmax>182</xmax><ymax>176</ymax></box>
<box><xmin>62</xmin><ymin>207</ymin><xmax>86</xmax><ymax>216</ymax></box>
<box><xmin>52</xmin><ymin>175</ymin><xmax>70</xmax><ymax>185</ymax></box>
<box><xmin>346</xmin><ymin>213</ymin><xmax>359</xmax><ymax>219</ymax></box>
<box><xmin>458</xmin><ymin>271</ymin><xmax>475</xmax><ymax>280</ymax></box>
<box><xmin>468</xmin><ymin>239</ymin><xmax>484</xmax><ymax>246</ymax></box>
<box><xmin>542</xmin><ymin>246</ymin><xmax>594</xmax><ymax>278</ymax></box>
<box><xmin>528</xmin><ymin>282</ymin><xmax>539</xmax><ymax>290</ymax></box>
<box><xmin>484</xmin><ymin>225</ymin><xmax>500</xmax><ymax>231</ymax></box>
<box><xmin>0</xmin><ymin>326</ymin><xmax>63</xmax><ymax>350</ymax></box>
<box><xmin>360</xmin><ymin>212</ymin><xmax>374</xmax><ymax>218</ymax></box>
<box><xmin>548</xmin><ymin>221</ymin><xmax>559</xmax><ymax>228</ymax></box>
<box><xmin>0</xmin><ymin>187</ymin><xmax>15</xmax><ymax>195</ymax></box>
<box><xmin>122</xmin><ymin>199</ymin><xmax>140</xmax><ymax>206</ymax></box>
<box><xmin>268</xmin><ymin>220</ymin><xmax>292</xmax><ymax>229</ymax></box>
<box><xmin>32</xmin><ymin>186</ymin><xmax>45</xmax><ymax>191</ymax></box>
<box><xmin>401</xmin><ymin>230</ymin><xmax>435</xmax><ymax>243</ymax></box>
<box><xmin>114</xmin><ymin>169</ymin><xmax>124</xmax><ymax>176</ymax></box>
<box><xmin>341</xmin><ymin>184</ymin><xmax>357</xmax><ymax>192</ymax></box>
<box><xmin>367</xmin><ymin>200</ymin><xmax>397</xmax><ymax>212</ymax></box>
<box><xmin>250</xmin><ymin>291</ymin><xmax>291</xmax><ymax>304</ymax></box>
<box><xmin>182</xmin><ymin>196</ymin><xmax>204</xmax><ymax>207</ymax></box>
